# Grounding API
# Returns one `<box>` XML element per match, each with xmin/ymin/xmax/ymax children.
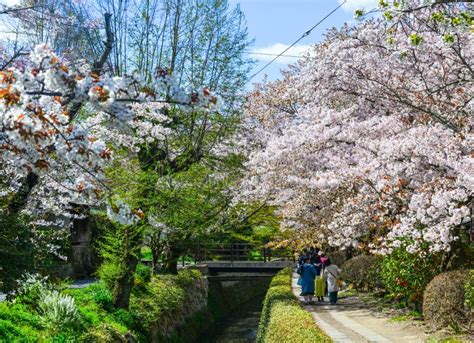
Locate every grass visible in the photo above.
<box><xmin>0</xmin><ymin>269</ymin><xmax>208</xmax><ymax>342</ymax></box>
<box><xmin>388</xmin><ymin>310</ymin><xmax>423</xmax><ymax>323</ymax></box>
<box><xmin>0</xmin><ymin>302</ymin><xmax>43</xmax><ymax>341</ymax></box>
<box><xmin>427</xmin><ymin>338</ymin><xmax>464</xmax><ymax>343</ymax></box>
<box><xmin>140</xmin><ymin>246</ymin><xmax>153</xmax><ymax>261</ymax></box>
<box><xmin>348</xmin><ymin>288</ymin><xmax>420</xmax><ymax>315</ymax></box>
<box><xmin>256</xmin><ymin>268</ymin><xmax>332</xmax><ymax>343</ymax></box>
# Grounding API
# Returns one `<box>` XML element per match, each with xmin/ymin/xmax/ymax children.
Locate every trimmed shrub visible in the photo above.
<box><xmin>465</xmin><ymin>270</ymin><xmax>474</xmax><ymax>310</ymax></box>
<box><xmin>329</xmin><ymin>249</ymin><xmax>349</xmax><ymax>267</ymax></box>
<box><xmin>423</xmin><ymin>270</ymin><xmax>470</xmax><ymax>332</ymax></box>
<box><xmin>341</xmin><ymin>255</ymin><xmax>375</xmax><ymax>291</ymax></box>
<box><xmin>256</xmin><ymin>268</ymin><xmax>331</xmax><ymax>343</ymax></box>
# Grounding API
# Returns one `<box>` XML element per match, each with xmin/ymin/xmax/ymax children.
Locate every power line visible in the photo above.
<box><xmin>248</xmin><ymin>0</ymin><xmax>347</xmax><ymax>81</ymax></box>
<box><xmin>246</xmin><ymin>52</ymin><xmax>302</xmax><ymax>58</ymax></box>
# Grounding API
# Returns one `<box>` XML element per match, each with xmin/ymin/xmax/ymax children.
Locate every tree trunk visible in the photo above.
<box><xmin>151</xmin><ymin>243</ymin><xmax>161</xmax><ymax>274</ymax></box>
<box><xmin>113</xmin><ymin>227</ymin><xmax>142</xmax><ymax>309</ymax></box>
<box><xmin>164</xmin><ymin>259</ymin><xmax>178</xmax><ymax>275</ymax></box>
<box><xmin>113</xmin><ymin>252</ymin><xmax>139</xmax><ymax>309</ymax></box>
<box><xmin>7</xmin><ymin>172</ymin><xmax>38</xmax><ymax>214</ymax></box>
<box><xmin>162</xmin><ymin>245</ymin><xmax>180</xmax><ymax>274</ymax></box>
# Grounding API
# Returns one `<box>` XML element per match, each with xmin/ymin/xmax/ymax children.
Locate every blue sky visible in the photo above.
<box><xmin>228</xmin><ymin>0</ymin><xmax>378</xmax><ymax>86</ymax></box>
<box><xmin>1</xmin><ymin>0</ymin><xmax>378</xmax><ymax>87</ymax></box>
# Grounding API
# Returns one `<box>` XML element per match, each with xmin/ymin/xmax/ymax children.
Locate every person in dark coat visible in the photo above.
<box><xmin>308</xmin><ymin>246</ymin><xmax>315</xmax><ymax>261</ymax></box>
<box><xmin>298</xmin><ymin>248</ymin><xmax>309</xmax><ymax>266</ymax></box>
<box><xmin>310</xmin><ymin>247</ymin><xmax>321</xmax><ymax>264</ymax></box>
<box><xmin>300</xmin><ymin>256</ymin><xmax>317</xmax><ymax>305</ymax></box>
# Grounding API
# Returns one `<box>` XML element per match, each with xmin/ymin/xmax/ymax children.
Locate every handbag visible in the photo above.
<box><xmin>327</xmin><ymin>268</ymin><xmax>344</xmax><ymax>288</ymax></box>
<box><xmin>297</xmin><ymin>276</ymin><xmax>303</xmax><ymax>286</ymax></box>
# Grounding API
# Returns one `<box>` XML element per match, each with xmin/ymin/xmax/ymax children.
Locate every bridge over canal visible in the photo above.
<box><xmin>193</xmin><ymin>260</ymin><xmax>293</xmax><ymax>282</ymax></box>
<box><xmin>180</xmin><ymin>242</ymin><xmax>296</xmax><ymax>280</ymax></box>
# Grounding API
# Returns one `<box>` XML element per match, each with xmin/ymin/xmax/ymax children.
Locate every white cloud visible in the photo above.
<box><xmin>251</xmin><ymin>43</ymin><xmax>312</xmax><ymax>64</ymax></box>
<box><xmin>0</xmin><ymin>0</ymin><xmax>21</xmax><ymax>6</ymax></box>
<box><xmin>338</xmin><ymin>0</ymin><xmax>378</xmax><ymax>12</ymax></box>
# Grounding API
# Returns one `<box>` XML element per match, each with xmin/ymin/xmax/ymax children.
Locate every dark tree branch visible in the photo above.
<box><xmin>400</xmin><ymin>0</ymin><xmax>473</xmax><ymax>12</ymax></box>
<box><xmin>92</xmin><ymin>13</ymin><xmax>114</xmax><ymax>74</ymax></box>
<box><xmin>0</xmin><ymin>49</ymin><xmax>28</xmax><ymax>71</ymax></box>
<box><xmin>7</xmin><ymin>172</ymin><xmax>38</xmax><ymax>214</ymax></box>
<box><xmin>0</xmin><ymin>6</ymin><xmax>37</xmax><ymax>15</ymax></box>
<box><xmin>69</xmin><ymin>12</ymin><xmax>114</xmax><ymax>121</ymax></box>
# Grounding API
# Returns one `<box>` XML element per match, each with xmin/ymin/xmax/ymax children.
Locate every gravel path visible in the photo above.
<box><xmin>291</xmin><ymin>273</ymin><xmax>428</xmax><ymax>343</ymax></box>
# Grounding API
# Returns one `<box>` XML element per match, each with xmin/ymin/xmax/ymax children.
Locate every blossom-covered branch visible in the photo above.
<box><xmin>241</xmin><ymin>2</ymin><xmax>473</xmax><ymax>255</ymax></box>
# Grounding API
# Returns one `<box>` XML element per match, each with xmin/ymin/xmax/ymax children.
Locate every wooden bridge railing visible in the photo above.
<box><xmin>184</xmin><ymin>242</ymin><xmax>295</xmax><ymax>264</ymax></box>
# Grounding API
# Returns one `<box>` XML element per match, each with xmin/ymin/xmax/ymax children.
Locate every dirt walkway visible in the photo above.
<box><xmin>291</xmin><ymin>273</ymin><xmax>428</xmax><ymax>342</ymax></box>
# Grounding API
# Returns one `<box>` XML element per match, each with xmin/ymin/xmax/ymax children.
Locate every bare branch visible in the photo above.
<box><xmin>400</xmin><ymin>0</ymin><xmax>473</xmax><ymax>12</ymax></box>
<box><xmin>0</xmin><ymin>49</ymin><xmax>28</xmax><ymax>71</ymax></box>
<box><xmin>0</xmin><ymin>6</ymin><xmax>37</xmax><ymax>15</ymax></box>
<box><xmin>92</xmin><ymin>13</ymin><xmax>114</xmax><ymax>74</ymax></box>
<box><xmin>69</xmin><ymin>12</ymin><xmax>114</xmax><ymax>120</ymax></box>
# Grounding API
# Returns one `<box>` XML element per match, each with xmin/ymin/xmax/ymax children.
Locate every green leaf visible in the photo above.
<box><xmin>409</xmin><ymin>33</ymin><xmax>423</xmax><ymax>46</ymax></box>
<box><xmin>451</xmin><ymin>17</ymin><xmax>462</xmax><ymax>26</ymax></box>
<box><xmin>354</xmin><ymin>9</ymin><xmax>365</xmax><ymax>19</ymax></box>
<box><xmin>384</xmin><ymin>11</ymin><xmax>394</xmax><ymax>21</ymax></box>
<box><xmin>443</xmin><ymin>33</ymin><xmax>455</xmax><ymax>44</ymax></box>
<box><xmin>430</xmin><ymin>12</ymin><xmax>444</xmax><ymax>23</ymax></box>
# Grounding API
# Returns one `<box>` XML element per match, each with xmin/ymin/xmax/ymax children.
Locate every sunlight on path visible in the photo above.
<box><xmin>291</xmin><ymin>273</ymin><xmax>428</xmax><ymax>343</ymax></box>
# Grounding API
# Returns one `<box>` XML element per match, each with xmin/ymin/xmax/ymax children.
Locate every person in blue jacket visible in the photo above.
<box><xmin>300</xmin><ymin>256</ymin><xmax>318</xmax><ymax>305</ymax></box>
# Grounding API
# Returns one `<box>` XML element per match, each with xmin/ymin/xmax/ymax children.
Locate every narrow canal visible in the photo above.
<box><xmin>202</xmin><ymin>294</ymin><xmax>265</xmax><ymax>343</ymax></box>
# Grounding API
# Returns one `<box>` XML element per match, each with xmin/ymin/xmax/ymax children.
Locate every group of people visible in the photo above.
<box><xmin>296</xmin><ymin>247</ymin><xmax>341</xmax><ymax>305</ymax></box>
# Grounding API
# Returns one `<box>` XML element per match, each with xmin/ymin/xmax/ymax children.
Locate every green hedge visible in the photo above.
<box><xmin>256</xmin><ymin>268</ymin><xmax>332</xmax><ymax>343</ymax></box>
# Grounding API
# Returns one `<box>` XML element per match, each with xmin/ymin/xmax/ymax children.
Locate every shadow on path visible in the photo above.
<box><xmin>291</xmin><ymin>273</ymin><xmax>428</xmax><ymax>343</ymax></box>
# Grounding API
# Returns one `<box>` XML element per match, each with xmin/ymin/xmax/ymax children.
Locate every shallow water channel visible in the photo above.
<box><xmin>204</xmin><ymin>295</ymin><xmax>265</xmax><ymax>343</ymax></box>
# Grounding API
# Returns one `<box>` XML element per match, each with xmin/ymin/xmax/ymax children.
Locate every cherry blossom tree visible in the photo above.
<box><xmin>242</xmin><ymin>2</ymin><xmax>472</xmax><ymax>256</ymax></box>
<box><xmin>1</xmin><ymin>33</ymin><xmax>218</xmax><ymax>210</ymax></box>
